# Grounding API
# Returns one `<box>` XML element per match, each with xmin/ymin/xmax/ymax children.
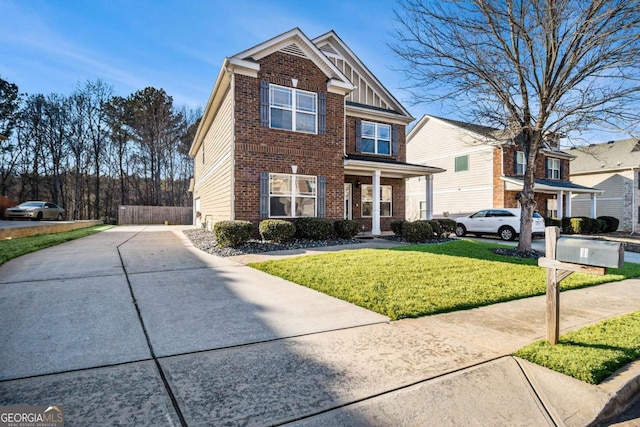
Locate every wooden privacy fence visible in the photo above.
<box><xmin>118</xmin><ymin>205</ymin><xmax>193</xmax><ymax>225</ymax></box>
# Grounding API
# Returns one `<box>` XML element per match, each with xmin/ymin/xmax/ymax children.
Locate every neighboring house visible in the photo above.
<box><xmin>406</xmin><ymin>115</ymin><xmax>601</xmax><ymax>220</ymax></box>
<box><xmin>567</xmin><ymin>139</ymin><xmax>640</xmax><ymax>232</ymax></box>
<box><xmin>189</xmin><ymin>28</ymin><xmax>444</xmax><ymax>235</ymax></box>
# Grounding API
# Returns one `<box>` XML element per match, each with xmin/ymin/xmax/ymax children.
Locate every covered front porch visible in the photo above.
<box><xmin>502</xmin><ymin>177</ymin><xmax>604</xmax><ymax>218</ymax></box>
<box><xmin>344</xmin><ymin>154</ymin><xmax>444</xmax><ymax>235</ymax></box>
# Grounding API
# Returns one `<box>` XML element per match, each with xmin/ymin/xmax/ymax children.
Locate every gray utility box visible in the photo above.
<box><xmin>556</xmin><ymin>237</ymin><xmax>624</xmax><ymax>268</ymax></box>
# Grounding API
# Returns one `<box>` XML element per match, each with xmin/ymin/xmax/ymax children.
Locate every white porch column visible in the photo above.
<box><xmin>425</xmin><ymin>174</ymin><xmax>434</xmax><ymax>220</ymax></box>
<box><xmin>565</xmin><ymin>191</ymin><xmax>572</xmax><ymax>217</ymax></box>
<box><xmin>557</xmin><ymin>191</ymin><xmax>564</xmax><ymax>218</ymax></box>
<box><xmin>372</xmin><ymin>170</ymin><xmax>381</xmax><ymax>235</ymax></box>
<box><xmin>590</xmin><ymin>193</ymin><xmax>597</xmax><ymax>218</ymax></box>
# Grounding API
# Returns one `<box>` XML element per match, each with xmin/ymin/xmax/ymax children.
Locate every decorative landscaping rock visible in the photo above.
<box><xmin>184</xmin><ymin>229</ymin><xmax>361</xmax><ymax>257</ymax></box>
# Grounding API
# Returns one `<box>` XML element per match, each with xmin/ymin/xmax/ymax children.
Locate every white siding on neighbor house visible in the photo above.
<box><xmin>193</xmin><ymin>87</ymin><xmax>234</xmax><ymax>229</ymax></box>
<box><xmin>406</xmin><ymin>119</ymin><xmax>494</xmax><ymax>220</ymax></box>
<box><xmin>571</xmin><ymin>170</ymin><xmax>634</xmax><ymax>231</ymax></box>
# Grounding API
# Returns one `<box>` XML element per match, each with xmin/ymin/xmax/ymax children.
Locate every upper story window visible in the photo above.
<box><xmin>269</xmin><ymin>85</ymin><xmax>317</xmax><ymax>134</ymax></box>
<box><xmin>269</xmin><ymin>173</ymin><xmax>317</xmax><ymax>218</ymax></box>
<box><xmin>361</xmin><ymin>121</ymin><xmax>391</xmax><ymax>155</ymax></box>
<box><xmin>515</xmin><ymin>151</ymin><xmax>526</xmax><ymax>175</ymax></box>
<box><xmin>454</xmin><ymin>155</ymin><xmax>469</xmax><ymax>172</ymax></box>
<box><xmin>546</xmin><ymin>158</ymin><xmax>561</xmax><ymax>179</ymax></box>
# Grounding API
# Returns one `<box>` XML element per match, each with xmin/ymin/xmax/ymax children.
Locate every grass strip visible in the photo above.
<box><xmin>0</xmin><ymin>225</ymin><xmax>114</xmax><ymax>266</ymax></box>
<box><xmin>249</xmin><ymin>240</ymin><xmax>640</xmax><ymax>320</ymax></box>
<box><xmin>515</xmin><ymin>311</ymin><xmax>640</xmax><ymax>384</ymax></box>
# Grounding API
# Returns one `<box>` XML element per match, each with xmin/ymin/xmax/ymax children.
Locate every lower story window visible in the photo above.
<box><xmin>269</xmin><ymin>173</ymin><xmax>317</xmax><ymax>218</ymax></box>
<box><xmin>362</xmin><ymin>184</ymin><xmax>392</xmax><ymax>217</ymax></box>
<box><xmin>419</xmin><ymin>201</ymin><xmax>427</xmax><ymax>219</ymax></box>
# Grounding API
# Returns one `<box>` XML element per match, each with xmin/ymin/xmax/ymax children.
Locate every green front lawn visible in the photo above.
<box><xmin>515</xmin><ymin>311</ymin><xmax>640</xmax><ymax>384</ymax></box>
<box><xmin>0</xmin><ymin>225</ymin><xmax>114</xmax><ymax>266</ymax></box>
<box><xmin>249</xmin><ymin>240</ymin><xmax>640</xmax><ymax>320</ymax></box>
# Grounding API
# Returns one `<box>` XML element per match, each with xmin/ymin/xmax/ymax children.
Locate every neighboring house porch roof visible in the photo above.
<box><xmin>502</xmin><ymin>176</ymin><xmax>604</xmax><ymax>194</ymax></box>
<box><xmin>344</xmin><ymin>154</ymin><xmax>445</xmax><ymax>179</ymax></box>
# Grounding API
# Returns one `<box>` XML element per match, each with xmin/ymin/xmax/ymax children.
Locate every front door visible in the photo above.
<box><xmin>344</xmin><ymin>183</ymin><xmax>352</xmax><ymax>220</ymax></box>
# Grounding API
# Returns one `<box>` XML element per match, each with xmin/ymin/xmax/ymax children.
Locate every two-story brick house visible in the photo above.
<box><xmin>406</xmin><ymin>115</ymin><xmax>601</xmax><ymax>219</ymax></box>
<box><xmin>189</xmin><ymin>28</ymin><xmax>443</xmax><ymax>235</ymax></box>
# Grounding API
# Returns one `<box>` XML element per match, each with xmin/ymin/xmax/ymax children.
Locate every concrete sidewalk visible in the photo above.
<box><xmin>0</xmin><ymin>226</ymin><xmax>639</xmax><ymax>426</ymax></box>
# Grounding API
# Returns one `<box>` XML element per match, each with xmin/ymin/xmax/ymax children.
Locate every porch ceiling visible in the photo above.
<box><xmin>344</xmin><ymin>155</ymin><xmax>445</xmax><ymax>179</ymax></box>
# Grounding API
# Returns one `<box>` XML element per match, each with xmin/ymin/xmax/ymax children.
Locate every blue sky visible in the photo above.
<box><xmin>2</xmin><ymin>0</ymin><xmax>421</xmax><ymax>112</ymax></box>
<box><xmin>1</xmin><ymin>0</ymin><xmax>630</xmax><ymax>143</ymax></box>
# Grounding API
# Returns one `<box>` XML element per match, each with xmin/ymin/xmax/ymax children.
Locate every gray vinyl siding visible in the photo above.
<box><xmin>570</xmin><ymin>170</ymin><xmax>634</xmax><ymax>231</ymax></box>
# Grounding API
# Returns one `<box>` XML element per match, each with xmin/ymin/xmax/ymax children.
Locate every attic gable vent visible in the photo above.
<box><xmin>318</xmin><ymin>43</ymin><xmax>338</xmax><ymax>56</ymax></box>
<box><xmin>280</xmin><ymin>43</ymin><xmax>307</xmax><ymax>58</ymax></box>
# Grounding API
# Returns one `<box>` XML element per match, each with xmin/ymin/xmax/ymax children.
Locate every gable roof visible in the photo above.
<box><xmin>190</xmin><ymin>28</ymin><xmax>411</xmax><ymax>156</ymax></box>
<box><xmin>408</xmin><ymin>114</ymin><xmax>501</xmax><ymax>142</ymax></box>
<box><xmin>429</xmin><ymin>115</ymin><xmax>500</xmax><ymax>138</ymax></box>
<box><xmin>408</xmin><ymin>114</ymin><xmax>575</xmax><ymax>160</ymax></box>
<box><xmin>567</xmin><ymin>138</ymin><xmax>640</xmax><ymax>174</ymax></box>
<box><xmin>313</xmin><ymin>30</ymin><xmax>413</xmax><ymax>120</ymax></box>
<box><xmin>230</xmin><ymin>27</ymin><xmax>355</xmax><ymax>95</ymax></box>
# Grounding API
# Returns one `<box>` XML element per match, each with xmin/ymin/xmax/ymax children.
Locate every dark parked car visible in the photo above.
<box><xmin>4</xmin><ymin>201</ymin><xmax>65</xmax><ymax>221</ymax></box>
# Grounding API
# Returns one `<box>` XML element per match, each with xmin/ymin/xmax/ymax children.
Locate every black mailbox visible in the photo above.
<box><xmin>556</xmin><ymin>237</ymin><xmax>624</xmax><ymax>268</ymax></box>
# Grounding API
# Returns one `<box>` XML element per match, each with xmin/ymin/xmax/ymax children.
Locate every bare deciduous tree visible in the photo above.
<box><xmin>392</xmin><ymin>0</ymin><xmax>640</xmax><ymax>250</ymax></box>
<box><xmin>0</xmin><ymin>77</ymin><xmax>21</xmax><ymax>196</ymax></box>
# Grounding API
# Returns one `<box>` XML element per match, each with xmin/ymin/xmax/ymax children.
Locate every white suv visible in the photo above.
<box><xmin>455</xmin><ymin>208</ymin><xmax>546</xmax><ymax>241</ymax></box>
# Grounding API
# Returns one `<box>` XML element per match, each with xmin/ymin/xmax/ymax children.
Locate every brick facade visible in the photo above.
<box><xmin>233</xmin><ymin>52</ymin><xmax>345</xmax><ymax>224</ymax></box>
<box><xmin>494</xmin><ymin>144</ymin><xmax>572</xmax><ymax>215</ymax></box>
<box><xmin>344</xmin><ymin>175</ymin><xmax>405</xmax><ymax>232</ymax></box>
<box><xmin>230</xmin><ymin>50</ymin><xmax>409</xmax><ymax>231</ymax></box>
<box><xmin>344</xmin><ymin>115</ymin><xmax>407</xmax><ymax>162</ymax></box>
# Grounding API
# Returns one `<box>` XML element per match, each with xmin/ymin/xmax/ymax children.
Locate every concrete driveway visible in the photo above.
<box><xmin>1</xmin><ymin>226</ymin><xmax>640</xmax><ymax>426</ymax></box>
<box><xmin>0</xmin><ymin>226</ymin><xmax>388</xmax><ymax>425</ymax></box>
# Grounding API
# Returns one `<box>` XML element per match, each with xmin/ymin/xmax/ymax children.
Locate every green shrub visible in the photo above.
<box><xmin>598</xmin><ymin>216</ymin><xmax>620</xmax><ymax>233</ymax></box>
<box><xmin>259</xmin><ymin>219</ymin><xmax>296</xmax><ymax>243</ymax></box>
<box><xmin>427</xmin><ymin>220</ymin><xmax>442</xmax><ymax>238</ymax></box>
<box><xmin>561</xmin><ymin>217</ymin><xmax>575</xmax><ymax>234</ymax></box>
<box><xmin>544</xmin><ymin>217</ymin><xmax>562</xmax><ymax>228</ymax></box>
<box><xmin>390</xmin><ymin>220</ymin><xmax>406</xmax><ymax>236</ymax></box>
<box><xmin>401</xmin><ymin>220</ymin><xmax>433</xmax><ymax>243</ymax></box>
<box><xmin>593</xmin><ymin>219</ymin><xmax>607</xmax><ymax>234</ymax></box>
<box><xmin>295</xmin><ymin>217</ymin><xmax>335</xmax><ymax>240</ymax></box>
<box><xmin>437</xmin><ymin>219</ymin><xmax>457</xmax><ymax>237</ymax></box>
<box><xmin>570</xmin><ymin>217</ymin><xmax>588</xmax><ymax>234</ymax></box>
<box><xmin>214</xmin><ymin>220</ymin><xmax>253</xmax><ymax>247</ymax></box>
<box><xmin>334</xmin><ymin>219</ymin><xmax>361</xmax><ymax>239</ymax></box>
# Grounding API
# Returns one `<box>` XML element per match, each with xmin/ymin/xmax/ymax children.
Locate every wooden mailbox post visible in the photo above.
<box><xmin>537</xmin><ymin>226</ymin><xmax>608</xmax><ymax>345</ymax></box>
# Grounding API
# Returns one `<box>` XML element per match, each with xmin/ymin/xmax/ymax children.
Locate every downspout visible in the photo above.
<box><xmin>500</xmin><ymin>146</ymin><xmax>504</xmax><ymax>207</ymax></box>
<box><xmin>343</xmin><ymin>95</ymin><xmax>347</xmax><ymax>157</ymax></box>
<box><xmin>229</xmin><ymin>70</ymin><xmax>236</xmax><ymax>221</ymax></box>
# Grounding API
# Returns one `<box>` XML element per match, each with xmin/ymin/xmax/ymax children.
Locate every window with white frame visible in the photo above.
<box><xmin>516</xmin><ymin>151</ymin><xmax>526</xmax><ymax>175</ymax></box>
<box><xmin>269</xmin><ymin>173</ymin><xmax>317</xmax><ymax>218</ymax></box>
<box><xmin>546</xmin><ymin>158</ymin><xmax>561</xmax><ymax>179</ymax></box>
<box><xmin>269</xmin><ymin>85</ymin><xmax>317</xmax><ymax>133</ymax></box>
<box><xmin>361</xmin><ymin>121</ymin><xmax>391</xmax><ymax>155</ymax></box>
<box><xmin>361</xmin><ymin>184</ymin><xmax>392</xmax><ymax>217</ymax></box>
<box><xmin>419</xmin><ymin>201</ymin><xmax>427</xmax><ymax>219</ymax></box>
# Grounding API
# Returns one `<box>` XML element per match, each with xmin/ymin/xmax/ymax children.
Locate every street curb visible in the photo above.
<box><xmin>588</xmin><ymin>359</ymin><xmax>640</xmax><ymax>426</ymax></box>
